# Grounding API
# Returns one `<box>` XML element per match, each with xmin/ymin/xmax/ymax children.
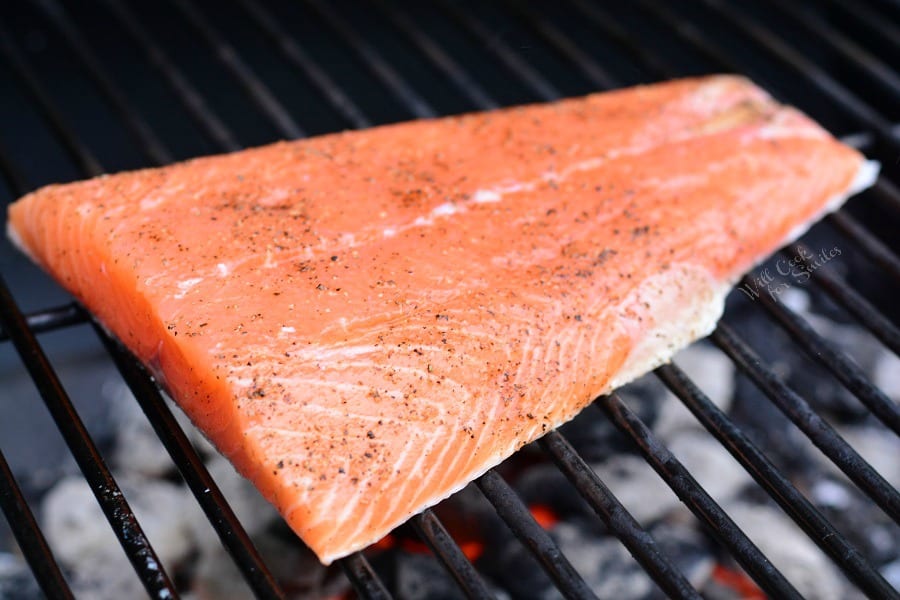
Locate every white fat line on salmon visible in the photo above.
<box><xmin>173</xmin><ymin>277</ymin><xmax>203</xmax><ymax>299</ymax></box>
<box><xmin>246</xmin><ymin>425</ymin><xmax>319</xmax><ymax>440</ymax></box>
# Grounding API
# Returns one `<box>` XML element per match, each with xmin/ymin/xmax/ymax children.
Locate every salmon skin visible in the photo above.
<box><xmin>7</xmin><ymin>75</ymin><xmax>876</xmax><ymax>564</ymax></box>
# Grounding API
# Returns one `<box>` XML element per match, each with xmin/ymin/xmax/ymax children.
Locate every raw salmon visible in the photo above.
<box><xmin>7</xmin><ymin>76</ymin><xmax>876</xmax><ymax>564</ymax></box>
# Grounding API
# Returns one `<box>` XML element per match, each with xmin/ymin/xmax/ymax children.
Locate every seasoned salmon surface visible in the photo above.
<box><xmin>7</xmin><ymin>76</ymin><xmax>875</xmax><ymax>563</ymax></box>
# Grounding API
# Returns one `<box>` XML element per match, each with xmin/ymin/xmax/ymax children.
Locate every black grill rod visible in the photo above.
<box><xmin>410</xmin><ymin>510</ymin><xmax>494</xmax><ymax>599</ymax></box>
<box><xmin>828</xmin><ymin>211</ymin><xmax>900</xmax><ymax>284</ymax></box>
<box><xmin>769</xmin><ymin>0</ymin><xmax>900</xmax><ymax>104</ymax></box>
<box><xmin>167</xmin><ymin>0</ymin><xmax>304</xmax><ymax>140</ymax></box>
<box><xmin>539</xmin><ymin>431</ymin><xmax>701</xmax><ymax>600</ymax></box>
<box><xmin>820</xmin><ymin>0</ymin><xmax>900</xmax><ymax>56</ymax></box>
<box><xmin>433</xmin><ymin>0</ymin><xmax>561</xmax><ymax>102</ymax></box>
<box><xmin>100</xmin><ymin>0</ymin><xmax>242</xmax><ymax>152</ymax></box>
<box><xmin>563</xmin><ymin>0</ymin><xmax>676</xmax><ymax>81</ymax></box>
<box><xmin>784</xmin><ymin>243</ymin><xmax>900</xmax><ymax>356</ymax></box>
<box><xmin>0</xmin><ymin>303</ymin><xmax>87</xmax><ymax>342</ymax></box>
<box><xmin>372</xmin><ymin>0</ymin><xmax>500</xmax><ymax>111</ymax></box>
<box><xmin>477</xmin><ymin>469</ymin><xmax>597</xmax><ymax>600</ymax></box>
<box><xmin>655</xmin><ymin>363</ymin><xmax>900</xmax><ymax>600</ymax></box>
<box><xmin>340</xmin><ymin>553</ymin><xmax>393</xmax><ymax>600</ymax></box>
<box><xmin>498</xmin><ymin>0</ymin><xmax>618</xmax><ymax>90</ymax></box>
<box><xmin>0</xmin><ymin>449</ymin><xmax>74</xmax><ymax>600</ymax></box>
<box><xmin>94</xmin><ymin>328</ymin><xmax>286</xmax><ymax>600</ymax></box>
<box><xmin>303</xmin><ymin>0</ymin><xmax>437</xmax><ymax>119</ymax></box>
<box><xmin>0</xmin><ymin>140</ymin><xmax>30</xmax><ymax>200</ymax></box>
<box><xmin>741</xmin><ymin>271</ymin><xmax>900</xmax><ymax>435</ymax></box>
<box><xmin>28</xmin><ymin>0</ymin><xmax>173</xmax><ymax>165</ymax></box>
<box><xmin>233</xmin><ymin>0</ymin><xmax>372</xmax><ymax>130</ymax></box>
<box><xmin>597</xmin><ymin>392</ymin><xmax>802</xmax><ymax>599</ymax></box>
<box><xmin>0</xmin><ymin>19</ymin><xmax>103</xmax><ymax>178</ymax></box>
<box><xmin>0</xmin><ymin>277</ymin><xmax>178</xmax><ymax>598</ymax></box>
<box><xmin>694</xmin><ymin>0</ymin><xmax>900</xmax><ymax>157</ymax></box>
<box><xmin>870</xmin><ymin>178</ymin><xmax>900</xmax><ymax>216</ymax></box>
<box><xmin>712</xmin><ymin>323</ymin><xmax>900</xmax><ymax>524</ymax></box>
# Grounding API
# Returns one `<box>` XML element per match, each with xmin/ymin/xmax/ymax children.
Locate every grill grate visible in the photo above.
<box><xmin>0</xmin><ymin>1</ymin><xmax>898</xmax><ymax>599</ymax></box>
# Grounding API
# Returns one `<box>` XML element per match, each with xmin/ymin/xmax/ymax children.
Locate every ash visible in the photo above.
<box><xmin>0</xmin><ymin>289</ymin><xmax>897</xmax><ymax>599</ymax></box>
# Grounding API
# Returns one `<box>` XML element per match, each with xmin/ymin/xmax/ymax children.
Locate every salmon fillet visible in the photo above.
<box><xmin>7</xmin><ymin>75</ymin><xmax>876</xmax><ymax>564</ymax></box>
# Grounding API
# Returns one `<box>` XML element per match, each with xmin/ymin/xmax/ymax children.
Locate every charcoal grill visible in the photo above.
<box><xmin>0</xmin><ymin>1</ymin><xmax>899</xmax><ymax>598</ymax></box>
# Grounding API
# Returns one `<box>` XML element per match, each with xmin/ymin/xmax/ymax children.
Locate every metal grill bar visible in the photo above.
<box><xmin>0</xmin><ymin>140</ymin><xmax>28</xmax><ymax>197</ymax></box>
<box><xmin>0</xmin><ymin>449</ymin><xmax>73</xmax><ymax>599</ymax></box>
<box><xmin>655</xmin><ymin>363</ymin><xmax>899</xmax><ymax>599</ymax></box>
<box><xmin>434</xmin><ymin>0</ymin><xmax>561</xmax><ymax>101</ymax></box>
<box><xmin>101</xmin><ymin>0</ymin><xmax>241</xmax><ymax>152</ymax></box>
<box><xmin>597</xmin><ymin>393</ymin><xmax>802</xmax><ymax>599</ymax></box>
<box><xmin>502</xmin><ymin>0</ymin><xmax>617</xmax><ymax>90</ymax></box>
<box><xmin>796</xmin><ymin>253</ymin><xmax>900</xmax><ymax>356</ymax></box>
<box><xmin>339</xmin><ymin>553</ymin><xmax>392</xmax><ymax>600</ymax></box>
<box><xmin>829</xmin><ymin>211</ymin><xmax>900</xmax><ymax>284</ymax></box>
<box><xmin>28</xmin><ymin>0</ymin><xmax>173</xmax><ymax>164</ymax></box>
<box><xmin>96</xmin><ymin>329</ymin><xmax>285</xmax><ymax>599</ymax></box>
<box><xmin>235</xmin><ymin>0</ymin><xmax>372</xmax><ymax>129</ymax></box>
<box><xmin>539</xmin><ymin>430</ymin><xmax>701</xmax><ymax>599</ymax></box>
<box><xmin>770</xmin><ymin>0</ymin><xmax>900</xmax><ymax>103</ymax></box>
<box><xmin>476</xmin><ymin>469</ymin><xmax>596</xmax><ymax>600</ymax></box>
<box><xmin>872</xmin><ymin>179</ymin><xmax>900</xmax><ymax>215</ymax></box>
<box><xmin>821</xmin><ymin>0</ymin><xmax>900</xmax><ymax>56</ymax></box>
<box><xmin>0</xmin><ymin>18</ymin><xmax>103</xmax><ymax>177</ymax></box>
<box><xmin>304</xmin><ymin>0</ymin><xmax>437</xmax><ymax>119</ymax></box>
<box><xmin>410</xmin><ymin>510</ymin><xmax>493</xmax><ymax>599</ymax></box>
<box><xmin>712</xmin><ymin>324</ymin><xmax>900</xmax><ymax>523</ymax></box>
<box><xmin>744</xmin><ymin>271</ymin><xmax>900</xmax><ymax>435</ymax></box>
<box><xmin>0</xmin><ymin>276</ymin><xmax>178</xmax><ymax>598</ymax></box>
<box><xmin>0</xmin><ymin>303</ymin><xmax>87</xmax><ymax>342</ymax></box>
<box><xmin>565</xmin><ymin>0</ymin><xmax>674</xmax><ymax>80</ymax></box>
<box><xmin>168</xmin><ymin>0</ymin><xmax>304</xmax><ymax>140</ymax></box>
<box><xmin>374</xmin><ymin>0</ymin><xmax>499</xmax><ymax>110</ymax></box>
